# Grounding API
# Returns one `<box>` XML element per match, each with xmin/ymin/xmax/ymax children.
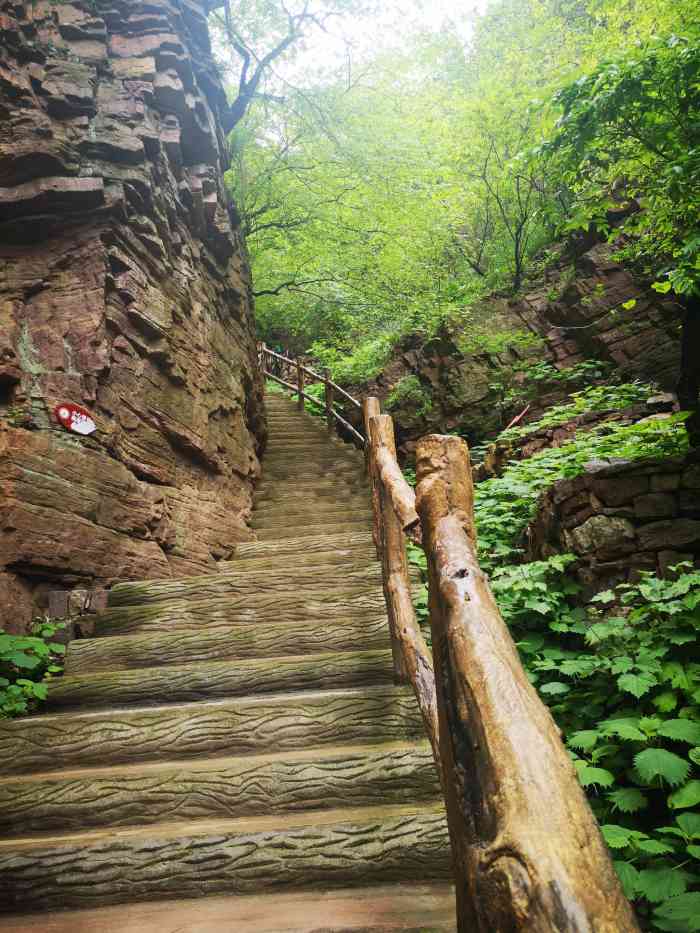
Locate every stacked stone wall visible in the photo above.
<box><xmin>528</xmin><ymin>453</ymin><xmax>700</xmax><ymax>596</ymax></box>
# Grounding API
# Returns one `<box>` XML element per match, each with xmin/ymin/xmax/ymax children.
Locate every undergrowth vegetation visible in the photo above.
<box><xmin>0</xmin><ymin>619</ymin><xmax>65</xmax><ymax>718</ymax></box>
<box><xmin>407</xmin><ymin>387</ymin><xmax>699</xmax><ymax>929</ymax></box>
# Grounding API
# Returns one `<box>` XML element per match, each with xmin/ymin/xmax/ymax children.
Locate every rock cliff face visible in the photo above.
<box><xmin>350</xmin><ymin>243</ymin><xmax>682</xmax><ymax>456</ymax></box>
<box><xmin>0</xmin><ymin>0</ymin><xmax>266</xmax><ymax>631</ymax></box>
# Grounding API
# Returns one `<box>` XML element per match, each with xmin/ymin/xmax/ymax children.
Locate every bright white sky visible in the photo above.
<box><xmin>220</xmin><ymin>0</ymin><xmax>494</xmax><ymax>93</ymax></box>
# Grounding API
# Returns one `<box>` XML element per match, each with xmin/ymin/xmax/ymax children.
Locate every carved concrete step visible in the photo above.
<box><xmin>108</xmin><ymin>563</ymin><xmax>381</xmax><ymax>608</ymax></box>
<box><xmin>73</xmin><ymin>611</ymin><xmax>390</xmax><ymax>672</ymax></box>
<box><xmin>255</xmin><ymin>518</ymin><xmax>372</xmax><ymax>540</ymax></box>
<box><xmin>0</xmin><ymin>802</ymin><xmax>451</xmax><ymax>913</ymax></box>
<box><xmin>262</xmin><ymin>460</ymin><xmax>362</xmax><ymax>476</ymax></box>
<box><xmin>251</xmin><ymin>507</ymin><xmax>371</xmax><ymax>529</ymax></box>
<box><xmin>217</xmin><ymin>545</ymin><xmax>377</xmax><ymax>574</ymax></box>
<box><xmin>0</xmin><ymin>686</ymin><xmax>424</xmax><ymax>776</ymax></box>
<box><xmin>0</xmin><ymin>882</ymin><xmax>457</xmax><ymax>932</ymax></box>
<box><xmin>49</xmin><ymin>649</ymin><xmax>395</xmax><ymax>710</ymax></box>
<box><xmin>0</xmin><ymin>741</ymin><xmax>438</xmax><ymax>836</ymax></box>
<box><xmin>89</xmin><ymin>588</ymin><xmax>389</xmax><ymax>644</ymax></box>
<box><xmin>254</xmin><ymin>476</ymin><xmax>369</xmax><ymax>498</ymax></box>
<box><xmin>251</xmin><ymin>498</ymin><xmax>371</xmax><ymax>520</ymax></box>
<box><xmin>233</xmin><ymin>530</ymin><xmax>374</xmax><ymax>560</ymax></box>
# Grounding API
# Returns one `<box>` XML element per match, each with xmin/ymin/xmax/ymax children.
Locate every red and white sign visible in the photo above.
<box><xmin>54</xmin><ymin>403</ymin><xmax>97</xmax><ymax>436</ymax></box>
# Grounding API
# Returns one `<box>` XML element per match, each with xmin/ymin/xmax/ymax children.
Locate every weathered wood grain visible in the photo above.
<box><xmin>0</xmin><ymin>743</ymin><xmax>439</xmax><ymax>834</ymax></box>
<box><xmin>0</xmin><ymin>686</ymin><xmax>425</xmax><ymax>775</ymax></box>
<box><xmin>416</xmin><ymin>434</ymin><xmax>637</xmax><ymax>932</ymax></box>
<box><xmin>0</xmin><ymin>804</ymin><xmax>451</xmax><ymax>913</ymax></box>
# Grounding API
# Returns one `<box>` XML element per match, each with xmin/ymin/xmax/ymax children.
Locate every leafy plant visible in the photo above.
<box><xmin>0</xmin><ymin>619</ymin><xmax>65</xmax><ymax>718</ymax></box>
<box><xmin>386</xmin><ymin>375</ymin><xmax>433</xmax><ymax>419</ymax></box>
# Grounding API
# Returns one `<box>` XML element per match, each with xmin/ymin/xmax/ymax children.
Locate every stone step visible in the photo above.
<box><xmin>107</xmin><ymin>563</ymin><xmax>381</xmax><ymax>608</ymax></box>
<box><xmin>73</xmin><ymin>611</ymin><xmax>390</xmax><ymax>672</ymax></box>
<box><xmin>251</xmin><ymin>494</ymin><xmax>372</xmax><ymax>519</ymax></box>
<box><xmin>85</xmin><ymin>590</ymin><xmax>389</xmax><ymax>649</ymax></box>
<box><xmin>254</xmin><ymin>477</ymin><xmax>369</xmax><ymax>498</ymax></box>
<box><xmin>217</xmin><ymin>545</ymin><xmax>377</xmax><ymax>574</ymax></box>
<box><xmin>49</xmin><ymin>649</ymin><xmax>395</xmax><ymax>710</ymax></box>
<box><xmin>233</xmin><ymin>530</ymin><xmax>374</xmax><ymax>560</ymax></box>
<box><xmin>0</xmin><ymin>741</ymin><xmax>438</xmax><ymax>836</ymax></box>
<box><xmin>251</xmin><ymin>507</ymin><xmax>371</xmax><ymax>529</ymax></box>
<box><xmin>0</xmin><ymin>802</ymin><xmax>451</xmax><ymax>914</ymax></box>
<box><xmin>0</xmin><ymin>686</ymin><xmax>424</xmax><ymax>777</ymax></box>
<box><xmin>0</xmin><ymin>882</ymin><xmax>457</xmax><ymax>932</ymax></box>
<box><xmin>254</xmin><ymin>519</ymin><xmax>372</xmax><ymax>540</ymax></box>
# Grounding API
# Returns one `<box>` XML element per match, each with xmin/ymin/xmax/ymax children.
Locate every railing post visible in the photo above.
<box><xmin>296</xmin><ymin>357</ymin><xmax>304</xmax><ymax>411</ymax></box>
<box><xmin>324</xmin><ymin>370</ymin><xmax>334</xmax><ymax>433</ymax></box>
<box><xmin>363</xmin><ymin>397</ymin><xmax>381</xmax><ymax>555</ymax></box>
<box><xmin>415</xmin><ymin>434</ymin><xmax>639</xmax><ymax>933</ymax></box>
<box><xmin>369</xmin><ymin>414</ymin><xmax>409</xmax><ymax>685</ymax></box>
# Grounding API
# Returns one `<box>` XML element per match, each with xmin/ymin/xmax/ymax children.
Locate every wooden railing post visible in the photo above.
<box><xmin>369</xmin><ymin>414</ymin><xmax>410</xmax><ymax>685</ymax></box>
<box><xmin>324</xmin><ymin>370</ymin><xmax>334</xmax><ymax>432</ymax></box>
<box><xmin>415</xmin><ymin>434</ymin><xmax>638</xmax><ymax>933</ymax></box>
<box><xmin>363</xmin><ymin>397</ymin><xmax>381</xmax><ymax>554</ymax></box>
<box><xmin>296</xmin><ymin>358</ymin><xmax>304</xmax><ymax>411</ymax></box>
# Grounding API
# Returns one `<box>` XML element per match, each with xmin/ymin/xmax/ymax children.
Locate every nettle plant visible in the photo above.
<box><xmin>0</xmin><ymin>618</ymin><xmax>65</xmax><ymax>718</ymax></box>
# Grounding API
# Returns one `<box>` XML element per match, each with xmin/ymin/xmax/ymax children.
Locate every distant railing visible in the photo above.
<box><xmin>258</xmin><ymin>343</ymin><xmax>364</xmax><ymax>445</ymax></box>
<box><xmin>258</xmin><ymin>351</ymin><xmax>639</xmax><ymax>932</ymax></box>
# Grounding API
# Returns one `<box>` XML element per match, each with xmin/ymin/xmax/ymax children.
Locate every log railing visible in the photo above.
<box><xmin>259</xmin><ymin>352</ymin><xmax>639</xmax><ymax>931</ymax></box>
<box><xmin>259</xmin><ymin>343</ymin><xmax>364</xmax><ymax>445</ymax></box>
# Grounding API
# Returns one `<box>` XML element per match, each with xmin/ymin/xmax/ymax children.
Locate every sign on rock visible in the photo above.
<box><xmin>54</xmin><ymin>403</ymin><xmax>97</xmax><ymax>436</ymax></box>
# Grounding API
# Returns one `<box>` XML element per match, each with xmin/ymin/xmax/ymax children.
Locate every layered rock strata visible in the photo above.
<box><xmin>0</xmin><ymin>0</ymin><xmax>266</xmax><ymax>630</ymax></box>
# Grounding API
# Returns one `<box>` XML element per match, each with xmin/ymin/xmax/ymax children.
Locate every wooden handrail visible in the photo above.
<box><xmin>415</xmin><ymin>434</ymin><xmax>639</xmax><ymax>933</ymax></box>
<box><xmin>259</xmin><ymin>356</ymin><xmax>638</xmax><ymax>931</ymax></box>
<box><xmin>259</xmin><ymin>343</ymin><xmax>364</xmax><ymax>444</ymax></box>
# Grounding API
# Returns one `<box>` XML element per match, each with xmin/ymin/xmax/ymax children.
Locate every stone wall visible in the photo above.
<box><xmin>0</xmin><ymin>0</ymin><xmax>266</xmax><ymax>631</ymax></box>
<box><xmin>348</xmin><ymin>242</ymin><xmax>682</xmax><ymax>456</ymax></box>
<box><xmin>528</xmin><ymin>453</ymin><xmax>700</xmax><ymax>596</ymax></box>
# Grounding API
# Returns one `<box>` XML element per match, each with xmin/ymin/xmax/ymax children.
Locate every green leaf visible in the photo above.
<box><xmin>651</xmin><ymin>280</ymin><xmax>673</xmax><ymax>294</ymax></box>
<box><xmin>636</xmin><ymin>839</ymin><xmax>675</xmax><ymax>855</ymax></box>
<box><xmin>618</xmin><ymin>672</ymin><xmax>657</xmax><ymax>698</ymax></box>
<box><xmin>7</xmin><ymin>651</ymin><xmax>41</xmax><ymax>670</ymax></box>
<box><xmin>613</xmin><ymin>861</ymin><xmax>640</xmax><ymax>899</ymax></box>
<box><xmin>689</xmin><ymin>748</ymin><xmax>700</xmax><ymax>766</ymax></box>
<box><xmin>676</xmin><ymin>813</ymin><xmax>700</xmax><ymax>839</ymax></box>
<box><xmin>568</xmin><ymin>730</ymin><xmax>599</xmax><ymax>751</ymax></box>
<box><xmin>577</xmin><ymin>766</ymin><xmax>615</xmax><ymax>788</ymax></box>
<box><xmin>669</xmin><ymin>781</ymin><xmax>700</xmax><ymax>810</ymax></box>
<box><xmin>658</xmin><ymin>720</ymin><xmax>700</xmax><ymax>745</ymax></box>
<box><xmin>635</xmin><ymin>748</ymin><xmax>691</xmax><ymax>786</ymax></box>
<box><xmin>638</xmin><ymin>867</ymin><xmax>689</xmax><ymax>903</ymax></box>
<box><xmin>687</xmin><ymin>845</ymin><xmax>700</xmax><ymax>860</ymax></box>
<box><xmin>653</xmin><ymin>691</ymin><xmax>679</xmax><ymax>713</ymax></box>
<box><xmin>601</xmin><ymin>824</ymin><xmax>635</xmax><ymax>849</ymax></box>
<box><xmin>621</xmin><ymin>299</ymin><xmax>637</xmax><ymax>310</ymax></box>
<box><xmin>654</xmin><ymin>893</ymin><xmax>700</xmax><ymax>929</ymax></box>
<box><xmin>539</xmin><ymin>681</ymin><xmax>570</xmax><ymax>696</ymax></box>
<box><xmin>608</xmin><ymin>787</ymin><xmax>648</xmax><ymax>813</ymax></box>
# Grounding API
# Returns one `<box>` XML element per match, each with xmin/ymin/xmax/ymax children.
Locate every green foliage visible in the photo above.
<box><xmin>544</xmin><ymin>31</ymin><xmax>700</xmax><ymax>298</ymax></box>
<box><xmin>499</xmin><ymin>380</ymin><xmax>656</xmax><ymax>442</ymax></box>
<box><xmin>0</xmin><ymin>619</ymin><xmax>65</xmax><ymax>718</ymax></box>
<box><xmin>386</xmin><ymin>376</ymin><xmax>433</xmax><ymax>419</ymax></box>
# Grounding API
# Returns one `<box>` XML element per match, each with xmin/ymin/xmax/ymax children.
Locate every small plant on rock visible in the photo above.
<box><xmin>0</xmin><ymin>618</ymin><xmax>65</xmax><ymax>718</ymax></box>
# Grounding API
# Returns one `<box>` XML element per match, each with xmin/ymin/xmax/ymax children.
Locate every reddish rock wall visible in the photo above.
<box><xmin>0</xmin><ymin>0</ymin><xmax>266</xmax><ymax>631</ymax></box>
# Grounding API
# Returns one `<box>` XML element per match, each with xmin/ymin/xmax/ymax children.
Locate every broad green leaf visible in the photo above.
<box><xmin>601</xmin><ymin>824</ymin><xmax>634</xmax><ymax>848</ymax></box>
<box><xmin>539</xmin><ymin>682</ymin><xmax>570</xmax><ymax>696</ymax></box>
<box><xmin>669</xmin><ymin>781</ymin><xmax>700</xmax><ymax>810</ymax></box>
<box><xmin>676</xmin><ymin>813</ymin><xmax>700</xmax><ymax>838</ymax></box>
<box><xmin>635</xmin><ymin>749</ymin><xmax>691</xmax><ymax>786</ymax></box>
<box><xmin>618</xmin><ymin>672</ymin><xmax>657</xmax><ymax>698</ymax></box>
<box><xmin>654</xmin><ymin>893</ymin><xmax>700</xmax><ymax>929</ymax></box>
<box><xmin>658</xmin><ymin>720</ymin><xmax>700</xmax><ymax>745</ymax></box>
<box><xmin>568</xmin><ymin>730</ymin><xmax>599</xmax><ymax>751</ymax></box>
<box><xmin>608</xmin><ymin>787</ymin><xmax>648</xmax><ymax>813</ymax></box>
<box><xmin>577</xmin><ymin>766</ymin><xmax>615</xmax><ymax>789</ymax></box>
<box><xmin>638</xmin><ymin>867</ymin><xmax>689</xmax><ymax>903</ymax></box>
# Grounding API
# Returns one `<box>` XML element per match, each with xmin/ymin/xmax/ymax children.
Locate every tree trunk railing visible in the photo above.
<box><xmin>258</xmin><ymin>352</ymin><xmax>639</xmax><ymax>931</ymax></box>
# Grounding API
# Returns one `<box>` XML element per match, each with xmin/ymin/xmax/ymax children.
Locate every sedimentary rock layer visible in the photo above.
<box><xmin>0</xmin><ymin>0</ymin><xmax>265</xmax><ymax>629</ymax></box>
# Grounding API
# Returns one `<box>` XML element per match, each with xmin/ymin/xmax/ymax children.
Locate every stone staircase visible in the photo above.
<box><xmin>0</xmin><ymin>393</ymin><xmax>454</xmax><ymax>931</ymax></box>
